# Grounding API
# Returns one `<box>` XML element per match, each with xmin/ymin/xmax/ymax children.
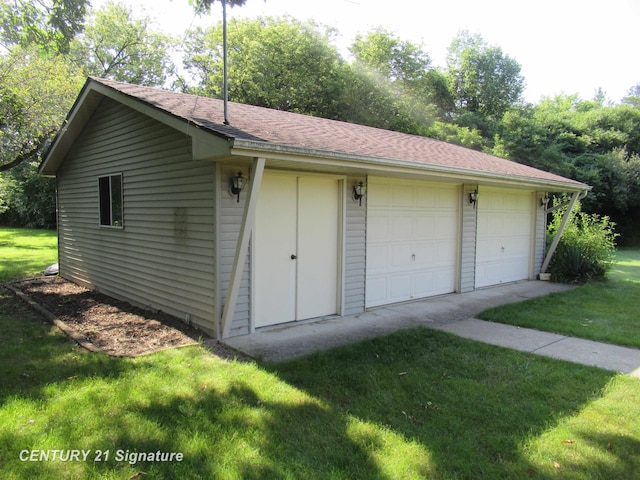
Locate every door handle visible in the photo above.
<box><xmin>291</xmin><ymin>254</ymin><xmax>297</xmax><ymax>260</ymax></box>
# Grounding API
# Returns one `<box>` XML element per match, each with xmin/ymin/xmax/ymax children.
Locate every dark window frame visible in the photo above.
<box><xmin>98</xmin><ymin>173</ymin><xmax>124</xmax><ymax>228</ymax></box>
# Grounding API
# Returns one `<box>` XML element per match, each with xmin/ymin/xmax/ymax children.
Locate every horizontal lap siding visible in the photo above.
<box><xmin>218</xmin><ymin>170</ymin><xmax>364</xmax><ymax>334</ymax></box>
<box><xmin>57</xmin><ymin>98</ymin><xmax>217</xmax><ymax>334</ymax></box>
<box><xmin>218</xmin><ymin>165</ymin><xmax>251</xmax><ymax>336</ymax></box>
<box><xmin>344</xmin><ymin>176</ymin><xmax>366</xmax><ymax>314</ymax></box>
<box><xmin>460</xmin><ymin>184</ymin><xmax>478</xmax><ymax>293</ymax></box>
<box><xmin>534</xmin><ymin>192</ymin><xmax>546</xmax><ymax>276</ymax></box>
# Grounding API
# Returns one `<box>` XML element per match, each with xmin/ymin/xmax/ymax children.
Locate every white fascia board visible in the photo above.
<box><xmin>230</xmin><ymin>140</ymin><xmax>590</xmax><ymax>193</ymax></box>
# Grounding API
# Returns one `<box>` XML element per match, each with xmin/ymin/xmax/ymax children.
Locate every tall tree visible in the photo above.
<box><xmin>189</xmin><ymin>0</ymin><xmax>248</xmax><ymax>13</ymax></box>
<box><xmin>351</xmin><ymin>29</ymin><xmax>446</xmax><ymax>134</ymax></box>
<box><xmin>69</xmin><ymin>1</ymin><xmax>176</xmax><ymax>86</ymax></box>
<box><xmin>494</xmin><ymin>93</ymin><xmax>640</xmax><ymax>236</ymax></box>
<box><xmin>622</xmin><ymin>83</ymin><xmax>640</xmax><ymax>109</ymax></box>
<box><xmin>349</xmin><ymin>28</ymin><xmax>452</xmax><ymax>131</ymax></box>
<box><xmin>447</xmin><ymin>31</ymin><xmax>524</xmax><ymax>127</ymax></box>
<box><xmin>182</xmin><ymin>17</ymin><xmax>348</xmax><ymax>118</ymax></box>
<box><xmin>0</xmin><ymin>0</ymin><xmax>89</xmax><ymax>53</ymax></box>
<box><xmin>351</xmin><ymin>28</ymin><xmax>432</xmax><ymax>82</ymax></box>
<box><xmin>0</xmin><ymin>45</ymin><xmax>84</xmax><ymax>226</ymax></box>
<box><xmin>0</xmin><ymin>46</ymin><xmax>83</xmax><ymax>172</ymax></box>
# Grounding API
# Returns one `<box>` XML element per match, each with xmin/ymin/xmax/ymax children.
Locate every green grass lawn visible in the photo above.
<box><xmin>1</xmin><ymin>230</ymin><xmax>639</xmax><ymax>479</ymax></box>
<box><xmin>0</xmin><ymin>227</ymin><xmax>57</xmax><ymax>283</ymax></box>
<box><xmin>478</xmin><ymin>249</ymin><xmax>640</xmax><ymax>349</ymax></box>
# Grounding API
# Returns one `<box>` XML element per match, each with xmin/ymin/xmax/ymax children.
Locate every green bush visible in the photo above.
<box><xmin>547</xmin><ymin>198</ymin><xmax>617</xmax><ymax>283</ymax></box>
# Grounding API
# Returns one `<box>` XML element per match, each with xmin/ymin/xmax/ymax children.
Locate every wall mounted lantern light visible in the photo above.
<box><xmin>230</xmin><ymin>172</ymin><xmax>246</xmax><ymax>203</ymax></box>
<box><xmin>468</xmin><ymin>189</ymin><xmax>479</xmax><ymax>208</ymax></box>
<box><xmin>353</xmin><ymin>181</ymin><xmax>367</xmax><ymax>206</ymax></box>
<box><xmin>540</xmin><ymin>193</ymin><xmax>550</xmax><ymax>209</ymax></box>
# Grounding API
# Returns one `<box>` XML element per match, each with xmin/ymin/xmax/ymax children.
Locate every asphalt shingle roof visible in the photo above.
<box><xmin>92</xmin><ymin>78</ymin><xmax>585</xmax><ymax>188</ymax></box>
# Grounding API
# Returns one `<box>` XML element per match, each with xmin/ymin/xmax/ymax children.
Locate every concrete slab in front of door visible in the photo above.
<box><xmin>221</xmin><ymin>280</ymin><xmax>574</xmax><ymax>362</ymax></box>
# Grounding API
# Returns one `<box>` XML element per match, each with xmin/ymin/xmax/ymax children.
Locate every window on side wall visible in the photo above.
<box><xmin>98</xmin><ymin>174</ymin><xmax>123</xmax><ymax>228</ymax></box>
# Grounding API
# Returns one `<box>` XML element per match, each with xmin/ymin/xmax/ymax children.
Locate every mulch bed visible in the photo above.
<box><xmin>6</xmin><ymin>276</ymin><xmax>246</xmax><ymax>360</ymax></box>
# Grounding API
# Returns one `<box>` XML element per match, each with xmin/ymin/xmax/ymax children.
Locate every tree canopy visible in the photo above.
<box><xmin>182</xmin><ymin>17</ymin><xmax>348</xmax><ymax>118</ymax></box>
<box><xmin>69</xmin><ymin>1</ymin><xmax>176</xmax><ymax>86</ymax></box>
<box><xmin>447</xmin><ymin>31</ymin><xmax>524</xmax><ymax>131</ymax></box>
<box><xmin>189</xmin><ymin>0</ymin><xmax>249</xmax><ymax>15</ymax></box>
<box><xmin>1</xmin><ymin>4</ymin><xmax>639</xmax><ymax>243</ymax></box>
<box><xmin>0</xmin><ymin>0</ymin><xmax>89</xmax><ymax>53</ymax></box>
<box><xmin>0</xmin><ymin>46</ymin><xmax>84</xmax><ymax>173</ymax></box>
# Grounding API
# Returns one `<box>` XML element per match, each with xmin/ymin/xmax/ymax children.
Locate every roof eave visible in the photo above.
<box><xmin>230</xmin><ymin>139</ymin><xmax>590</xmax><ymax>193</ymax></box>
<box><xmin>39</xmin><ymin>78</ymin><xmax>233</xmax><ymax>176</ymax></box>
<box><xmin>39</xmin><ymin>79</ymin><xmax>100</xmax><ymax>176</ymax></box>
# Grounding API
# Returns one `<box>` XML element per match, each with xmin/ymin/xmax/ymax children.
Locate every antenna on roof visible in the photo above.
<box><xmin>192</xmin><ymin>0</ymin><xmax>252</xmax><ymax>124</ymax></box>
<box><xmin>222</xmin><ymin>0</ymin><xmax>229</xmax><ymax>125</ymax></box>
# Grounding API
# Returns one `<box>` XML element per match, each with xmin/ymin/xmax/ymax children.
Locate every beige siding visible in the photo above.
<box><xmin>459</xmin><ymin>184</ymin><xmax>478</xmax><ymax>293</ymax></box>
<box><xmin>218</xmin><ymin>170</ymin><xmax>365</xmax><ymax>332</ymax></box>
<box><xmin>344</xmin><ymin>176</ymin><xmax>366</xmax><ymax>314</ymax></box>
<box><xmin>216</xmin><ymin>165</ymin><xmax>251</xmax><ymax>336</ymax></box>
<box><xmin>57</xmin><ymin>98</ymin><xmax>217</xmax><ymax>335</ymax></box>
<box><xmin>534</xmin><ymin>192</ymin><xmax>547</xmax><ymax>276</ymax></box>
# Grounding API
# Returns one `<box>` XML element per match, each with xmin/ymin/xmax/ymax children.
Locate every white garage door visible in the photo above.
<box><xmin>475</xmin><ymin>188</ymin><xmax>534</xmax><ymax>288</ymax></box>
<box><xmin>366</xmin><ymin>178</ymin><xmax>459</xmax><ymax>308</ymax></box>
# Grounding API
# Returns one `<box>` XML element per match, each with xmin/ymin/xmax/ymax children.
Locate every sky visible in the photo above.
<box><xmin>92</xmin><ymin>0</ymin><xmax>640</xmax><ymax>104</ymax></box>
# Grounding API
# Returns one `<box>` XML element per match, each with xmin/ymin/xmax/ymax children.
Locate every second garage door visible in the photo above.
<box><xmin>475</xmin><ymin>187</ymin><xmax>534</xmax><ymax>288</ymax></box>
<box><xmin>366</xmin><ymin>178</ymin><xmax>460</xmax><ymax>308</ymax></box>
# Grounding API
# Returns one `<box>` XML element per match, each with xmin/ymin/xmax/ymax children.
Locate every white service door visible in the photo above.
<box><xmin>475</xmin><ymin>188</ymin><xmax>533</xmax><ymax>288</ymax></box>
<box><xmin>366</xmin><ymin>178</ymin><xmax>459</xmax><ymax>308</ymax></box>
<box><xmin>254</xmin><ymin>173</ymin><xmax>339</xmax><ymax>327</ymax></box>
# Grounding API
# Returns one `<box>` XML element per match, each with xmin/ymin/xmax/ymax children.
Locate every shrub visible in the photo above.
<box><xmin>547</xmin><ymin>198</ymin><xmax>617</xmax><ymax>283</ymax></box>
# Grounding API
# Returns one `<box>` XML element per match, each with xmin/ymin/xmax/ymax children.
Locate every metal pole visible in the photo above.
<box><xmin>222</xmin><ymin>0</ymin><xmax>229</xmax><ymax>125</ymax></box>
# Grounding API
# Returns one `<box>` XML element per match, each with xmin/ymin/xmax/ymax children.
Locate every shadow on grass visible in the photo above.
<box><xmin>0</xmin><ymin>291</ymin><xmax>390</xmax><ymax>478</ymax></box>
<box><xmin>267</xmin><ymin>328</ymin><xmax>632</xmax><ymax>479</ymax></box>
<box><xmin>0</xmin><ymin>291</ymin><xmax>129</xmax><ymax>404</ymax></box>
<box><xmin>568</xmin><ymin>430</ymin><xmax>640</xmax><ymax>478</ymax></box>
<box><xmin>611</xmin><ymin>249</ymin><xmax>640</xmax><ymax>283</ymax></box>
<box><xmin>1</xmin><ymin>288</ymin><xmax>635</xmax><ymax>479</ymax></box>
<box><xmin>477</xmin><ymin>278</ymin><xmax>640</xmax><ymax>349</ymax></box>
<box><xmin>0</xmin><ymin>379</ymin><xmax>393</xmax><ymax>479</ymax></box>
<box><xmin>0</xmin><ymin>258</ymin><xmax>56</xmax><ymax>283</ymax></box>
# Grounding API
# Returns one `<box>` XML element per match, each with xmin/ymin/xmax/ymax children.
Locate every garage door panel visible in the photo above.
<box><xmin>475</xmin><ymin>188</ymin><xmax>533</xmax><ymax>288</ymax></box>
<box><xmin>367</xmin><ymin>213</ymin><xmax>389</xmax><ymax>241</ymax></box>
<box><xmin>366</xmin><ymin>277</ymin><xmax>387</xmax><ymax>305</ymax></box>
<box><xmin>391</xmin><ymin>244</ymin><xmax>413</xmax><ymax>268</ymax></box>
<box><xmin>413</xmin><ymin>213</ymin><xmax>436</xmax><ymax>238</ymax></box>
<box><xmin>413</xmin><ymin>241</ymin><xmax>436</xmax><ymax>266</ymax></box>
<box><xmin>416</xmin><ymin>187</ymin><xmax>437</xmax><ymax>207</ymax></box>
<box><xmin>437</xmin><ymin>241</ymin><xmax>458</xmax><ymax>265</ymax></box>
<box><xmin>392</xmin><ymin>185</ymin><xmax>414</xmax><ymax>206</ymax></box>
<box><xmin>366</xmin><ymin>178</ymin><xmax>459</xmax><ymax>307</ymax></box>
<box><xmin>391</xmin><ymin>215</ymin><xmax>414</xmax><ymax>239</ymax></box>
<box><xmin>368</xmin><ymin>182</ymin><xmax>391</xmax><ymax>206</ymax></box>
<box><xmin>368</xmin><ymin>244</ymin><xmax>390</xmax><ymax>272</ymax></box>
<box><xmin>436</xmin><ymin>214</ymin><xmax>458</xmax><ymax>236</ymax></box>
<box><xmin>390</xmin><ymin>275</ymin><xmax>412</xmax><ymax>299</ymax></box>
<box><xmin>412</xmin><ymin>272</ymin><xmax>435</xmax><ymax>297</ymax></box>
